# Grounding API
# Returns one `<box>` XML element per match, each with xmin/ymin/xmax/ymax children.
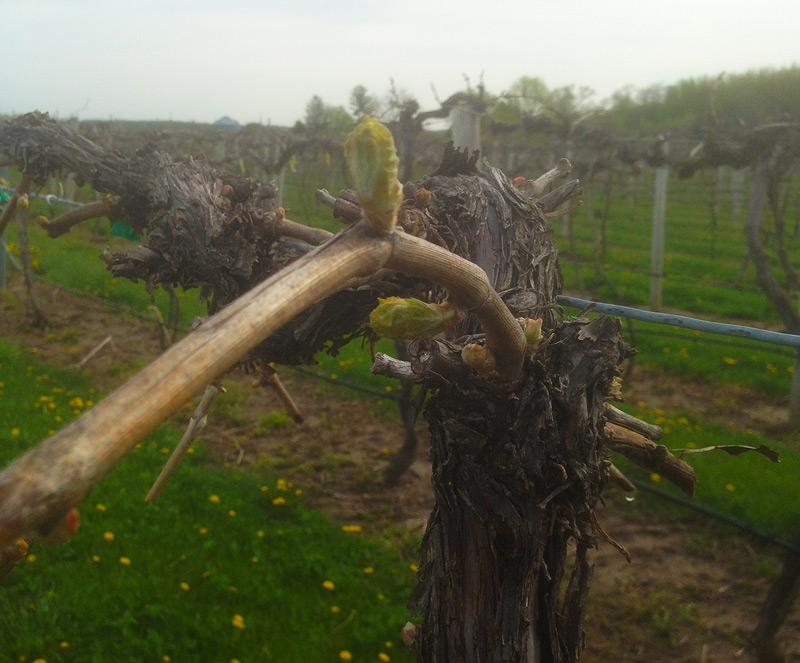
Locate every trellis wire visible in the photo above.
<box><xmin>557</xmin><ymin>296</ymin><xmax>800</xmax><ymax>349</ymax></box>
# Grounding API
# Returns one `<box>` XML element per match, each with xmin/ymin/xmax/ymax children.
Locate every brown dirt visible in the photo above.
<box><xmin>1</xmin><ymin>274</ymin><xmax>798</xmax><ymax>663</ymax></box>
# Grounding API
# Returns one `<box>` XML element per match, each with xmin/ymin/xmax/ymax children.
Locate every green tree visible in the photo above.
<box><xmin>349</xmin><ymin>85</ymin><xmax>379</xmax><ymax>120</ymax></box>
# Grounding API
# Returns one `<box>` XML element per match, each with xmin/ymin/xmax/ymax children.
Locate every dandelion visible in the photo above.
<box><xmin>272</xmin><ymin>497</ymin><xmax>286</xmax><ymax>506</ymax></box>
<box><xmin>342</xmin><ymin>525</ymin><xmax>362</xmax><ymax>533</ymax></box>
<box><xmin>379</xmin><ymin>653</ymin><xmax>391</xmax><ymax>662</ymax></box>
<box><xmin>209</xmin><ymin>495</ymin><xmax>220</xmax><ymax>503</ymax></box>
<box><xmin>163</xmin><ymin>657</ymin><xmax>171</xmax><ymax>662</ymax></box>
<box><xmin>180</xmin><ymin>582</ymin><xmax>190</xmax><ymax>591</ymax></box>
<box><xmin>323</xmin><ymin>580</ymin><xmax>335</xmax><ymax>590</ymax></box>
<box><xmin>726</xmin><ymin>484</ymin><xmax>736</xmax><ymax>492</ymax></box>
<box><xmin>228</xmin><ymin>586</ymin><xmax>237</xmax><ymax>592</ymax></box>
<box><xmin>256</xmin><ymin>530</ymin><xmax>264</xmax><ymax>538</ymax></box>
<box><xmin>377</xmin><ymin>593</ymin><xmax>385</xmax><ymax>601</ymax></box>
<box><xmin>295</xmin><ymin>489</ymin><xmax>302</xmax><ymax>496</ymax></box>
<box><xmin>260</xmin><ymin>485</ymin><xmax>269</xmax><ymax>492</ymax></box>
<box><xmin>103</xmin><ymin>532</ymin><xmax>115</xmax><ymax>541</ymax></box>
<box><xmin>339</xmin><ymin>652</ymin><xmax>352</xmax><ymax>661</ymax></box>
<box><xmin>10</xmin><ymin>428</ymin><xmax>20</xmax><ymax>437</ymax></box>
<box><xmin>363</xmin><ymin>566</ymin><xmax>374</xmax><ymax>574</ymax></box>
<box><xmin>384</xmin><ymin>386</ymin><xmax>393</xmax><ymax>392</ymax></box>
<box><xmin>91</xmin><ymin>555</ymin><xmax>100</xmax><ymax>563</ymax></box>
<box><xmin>331</xmin><ymin>606</ymin><xmax>340</xmax><ymax>613</ymax></box>
<box><xmin>385</xmin><ymin>641</ymin><xmax>393</xmax><ymax>648</ymax></box>
<box><xmin>59</xmin><ymin>642</ymin><xmax>69</xmax><ymax>649</ymax></box>
<box><xmin>26</xmin><ymin>555</ymin><xmax>36</xmax><ymax>563</ymax></box>
<box><xmin>650</xmin><ymin>473</ymin><xmax>661</xmax><ymax>483</ymax></box>
<box><xmin>723</xmin><ymin>357</ymin><xmax>737</xmax><ymax>365</ymax></box>
<box><xmin>119</xmin><ymin>557</ymin><xmax>131</xmax><ymax>565</ymax></box>
<box><xmin>199</xmin><ymin>527</ymin><xmax>208</xmax><ymax>535</ymax></box>
<box><xmin>232</xmin><ymin>614</ymin><xmax>245</xmax><ymax>630</ymax></box>
<box><xmin>96</xmin><ymin>504</ymin><xmax>106</xmax><ymax>512</ymax></box>
<box><xmin>228</xmin><ymin>510</ymin><xmax>236</xmax><ymax>517</ymax></box>
<box><xmin>160</xmin><ymin>448</ymin><xmax>169</xmax><ymax>454</ymax></box>
<box><xmin>251</xmin><ymin>557</ymin><xmax>259</xmax><ymax>563</ymax></box>
<box><xmin>409</xmin><ymin>564</ymin><xmax>418</xmax><ymax>572</ymax></box>
<box><xmin>330</xmin><ymin>373</ymin><xmax>338</xmax><ymax>380</ymax></box>
<box><xmin>276</xmin><ymin>479</ymin><xmax>288</xmax><ymax>491</ymax></box>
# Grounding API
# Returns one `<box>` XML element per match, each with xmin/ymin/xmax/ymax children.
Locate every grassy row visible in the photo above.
<box><xmin>0</xmin><ymin>340</ymin><xmax>416</xmax><ymax>663</ymax></box>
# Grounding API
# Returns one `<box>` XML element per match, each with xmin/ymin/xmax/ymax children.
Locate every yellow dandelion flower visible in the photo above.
<box><xmin>295</xmin><ymin>489</ymin><xmax>302</xmax><ymax>496</ymax></box>
<box><xmin>10</xmin><ymin>428</ymin><xmax>20</xmax><ymax>437</ymax></box>
<box><xmin>160</xmin><ymin>448</ymin><xmax>169</xmax><ymax>454</ymax></box>
<box><xmin>163</xmin><ymin>657</ymin><xmax>170</xmax><ymax>662</ymax></box>
<box><xmin>256</xmin><ymin>530</ymin><xmax>264</xmax><ymax>538</ymax></box>
<box><xmin>331</xmin><ymin>605</ymin><xmax>340</xmax><ymax>613</ymax></box>
<box><xmin>228</xmin><ymin>510</ymin><xmax>236</xmax><ymax>517</ymax></box>
<box><xmin>379</xmin><ymin>653</ymin><xmax>390</xmax><ymax>662</ymax></box>
<box><xmin>322</xmin><ymin>580</ymin><xmax>335</xmax><ymax>590</ymax></box>
<box><xmin>251</xmin><ymin>556</ymin><xmax>259</xmax><ymax>563</ymax></box>
<box><xmin>276</xmin><ymin>479</ymin><xmax>288</xmax><ymax>491</ymax></box>
<box><xmin>260</xmin><ymin>485</ymin><xmax>269</xmax><ymax>492</ymax></box>
<box><xmin>722</xmin><ymin>357</ymin><xmax>737</xmax><ymax>365</ymax></box>
<box><xmin>339</xmin><ymin>651</ymin><xmax>352</xmax><ymax>661</ymax></box>
<box><xmin>409</xmin><ymin>564</ymin><xmax>418</xmax><ymax>572</ymax></box>
<box><xmin>232</xmin><ymin>614</ymin><xmax>245</xmax><ymax>630</ymax></box>
<box><xmin>60</xmin><ymin>642</ymin><xmax>69</xmax><ymax>648</ymax></box>
<box><xmin>272</xmin><ymin>497</ymin><xmax>286</xmax><ymax>506</ymax></box>
<box><xmin>103</xmin><ymin>532</ymin><xmax>115</xmax><ymax>541</ymax></box>
<box><xmin>199</xmin><ymin>527</ymin><xmax>208</xmax><ymax>535</ymax></box>
<box><xmin>726</xmin><ymin>484</ymin><xmax>736</xmax><ymax>492</ymax></box>
<box><xmin>342</xmin><ymin>525</ymin><xmax>362</xmax><ymax>533</ymax></box>
<box><xmin>363</xmin><ymin>566</ymin><xmax>374</xmax><ymax>574</ymax></box>
<box><xmin>26</xmin><ymin>554</ymin><xmax>36</xmax><ymax>563</ymax></box>
<box><xmin>650</xmin><ymin>473</ymin><xmax>661</xmax><ymax>483</ymax></box>
<box><xmin>228</xmin><ymin>586</ymin><xmax>237</xmax><ymax>592</ymax></box>
<box><xmin>377</xmin><ymin>593</ymin><xmax>385</xmax><ymax>601</ymax></box>
<box><xmin>330</xmin><ymin>373</ymin><xmax>338</xmax><ymax>380</ymax></box>
<box><xmin>385</xmin><ymin>641</ymin><xmax>393</xmax><ymax>648</ymax></box>
<box><xmin>209</xmin><ymin>494</ymin><xmax>220</xmax><ymax>503</ymax></box>
<box><xmin>119</xmin><ymin>557</ymin><xmax>131</xmax><ymax>565</ymax></box>
<box><xmin>96</xmin><ymin>504</ymin><xmax>106</xmax><ymax>512</ymax></box>
<box><xmin>180</xmin><ymin>582</ymin><xmax>190</xmax><ymax>591</ymax></box>
<box><xmin>91</xmin><ymin>555</ymin><xmax>100</xmax><ymax>563</ymax></box>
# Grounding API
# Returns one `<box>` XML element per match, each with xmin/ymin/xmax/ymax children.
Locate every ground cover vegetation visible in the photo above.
<box><xmin>1</xmin><ymin>66</ymin><xmax>798</xmax><ymax>660</ymax></box>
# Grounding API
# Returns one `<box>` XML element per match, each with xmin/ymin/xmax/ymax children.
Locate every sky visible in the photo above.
<box><xmin>2</xmin><ymin>0</ymin><xmax>798</xmax><ymax>127</ymax></box>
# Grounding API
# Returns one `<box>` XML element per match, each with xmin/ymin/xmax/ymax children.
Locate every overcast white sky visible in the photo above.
<box><xmin>2</xmin><ymin>0</ymin><xmax>797</xmax><ymax>126</ymax></box>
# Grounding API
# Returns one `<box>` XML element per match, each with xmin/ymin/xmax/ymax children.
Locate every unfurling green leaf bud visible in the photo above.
<box><xmin>461</xmin><ymin>343</ymin><xmax>497</xmax><ymax>375</ymax></box>
<box><xmin>519</xmin><ymin>317</ymin><xmax>543</xmax><ymax>348</ymax></box>
<box><xmin>369</xmin><ymin>297</ymin><xmax>456</xmax><ymax>340</ymax></box>
<box><xmin>344</xmin><ymin>117</ymin><xmax>402</xmax><ymax>231</ymax></box>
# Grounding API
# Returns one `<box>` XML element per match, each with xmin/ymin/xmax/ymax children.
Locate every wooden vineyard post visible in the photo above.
<box><xmin>450</xmin><ymin>102</ymin><xmax>481</xmax><ymax>154</ymax></box>
<box><xmin>649</xmin><ymin>140</ymin><xmax>669</xmax><ymax>310</ymax></box>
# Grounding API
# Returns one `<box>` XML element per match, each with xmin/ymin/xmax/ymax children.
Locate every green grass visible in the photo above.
<box><xmin>613</xmin><ymin>401</ymin><xmax>800</xmax><ymax>538</ymax></box>
<box><xmin>0</xmin><ymin>340</ymin><xmax>416</xmax><ymax>663</ymax></box>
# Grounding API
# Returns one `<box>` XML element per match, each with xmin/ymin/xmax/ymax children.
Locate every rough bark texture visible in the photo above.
<box><xmin>1</xmin><ymin>114</ymin><xmax>637</xmax><ymax>662</ymax></box>
<box><xmin>408</xmin><ymin>317</ymin><xmax>632</xmax><ymax>662</ymax></box>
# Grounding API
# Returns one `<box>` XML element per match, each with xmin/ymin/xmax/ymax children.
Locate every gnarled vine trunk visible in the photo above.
<box><xmin>0</xmin><ymin>113</ymin><xmax>634</xmax><ymax>662</ymax></box>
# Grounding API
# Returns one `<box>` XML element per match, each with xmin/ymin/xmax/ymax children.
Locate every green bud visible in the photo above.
<box><xmin>461</xmin><ymin>343</ymin><xmax>497</xmax><ymax>375</ymax></box>
<box><xmin>344</xmin><ymin>117</ymin><xmax>402</xmax><ymax>231</ymax></box>
<box><xmin>369</xmin><ymin>297</ymin><xmax>456</xmax><ymax>340</ymax></box>
<box><xmin>520</xmin><ymin>317</ymin><xmax>543</xmax><ymax>348</ymax></box>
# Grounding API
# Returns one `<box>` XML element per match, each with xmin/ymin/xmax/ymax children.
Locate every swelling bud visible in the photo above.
<box><xmin>344</xmin><ymin>117</ymin><xmax>402</xmax><ymax>231</ymax></box>
<box><xmin>369</xmin><ymin>297</ymin><xmax>456</xmax><ymax>340</ymax></box>
<box><xmin>461</xmin><ymin>343</ymin><xmax>497</xmax><ymax>375</ymax></box>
